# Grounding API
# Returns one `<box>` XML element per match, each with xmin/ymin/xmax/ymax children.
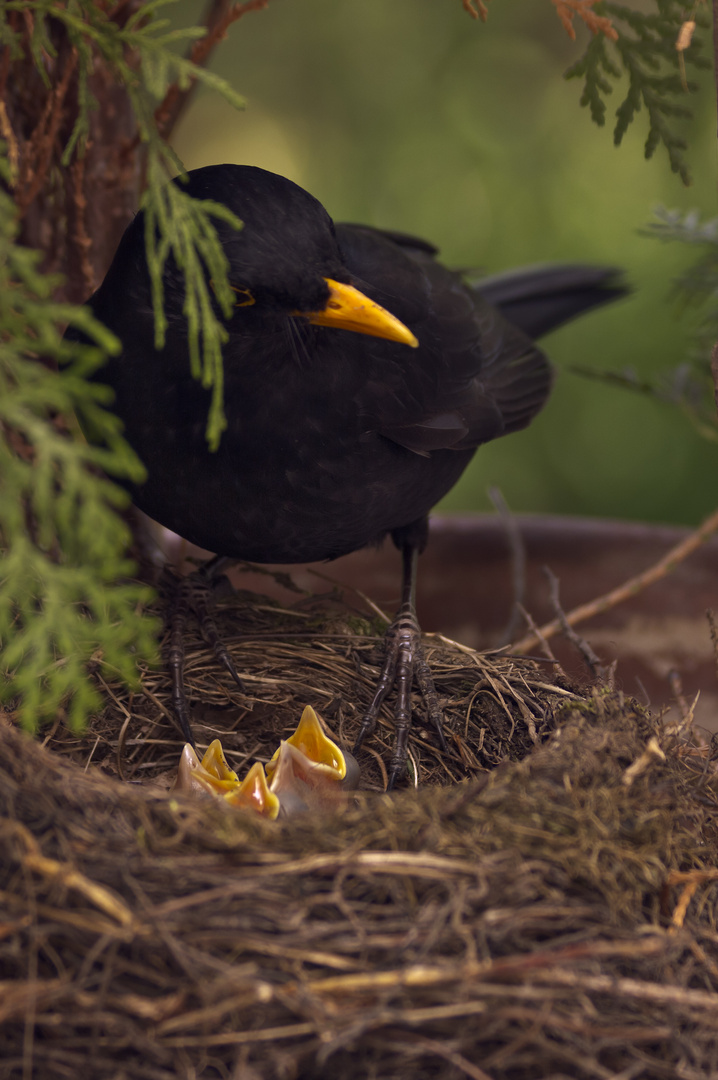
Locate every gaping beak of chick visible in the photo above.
<box><xmin>224</xmin><ymin>762</ymin><xmax>280</xmax><ymax>819</ymax></box>
<box><xmin>265</xmin><ymin>705</ymin><xmax>360</xmax><ymax>814</ymax></box>
<box><xmin>172</xmin><ymin>706</ymin><xmax>359</xmax><ymax>819</ymax></box>
<box><xmin>174</xmin><ymin>740</ymin><xmax>280</xmax><ymax>819</ymax></box>
<box><xmin>173</xmin><ymin>738</ymin><xmax>240</xmax><ymax>799</ymax></box>
<box><xmin>301</xmin><ymin>278</ymin><xmax>419</xmax><ymax>348</ymax></box>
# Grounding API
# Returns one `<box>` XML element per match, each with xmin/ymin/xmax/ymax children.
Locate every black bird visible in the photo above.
<box><xmin>69</xmin><ymin>164</ymin><xmax>626</xmax><ymax>787</ymax></box>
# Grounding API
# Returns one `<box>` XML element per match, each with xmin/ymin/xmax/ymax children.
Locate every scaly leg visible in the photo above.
<box><xmin>354</xmin><ymin>541</ymin><xmax>445</xmax><ymax>789</ymax></box>
<box><xmin>167</xmin><ymin>555</ymin><xmax>243</xmax><ymax>747</ymax></box>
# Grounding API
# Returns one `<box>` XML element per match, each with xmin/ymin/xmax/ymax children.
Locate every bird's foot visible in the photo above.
<box><xmin>354</xmin><ymin>606</ymin><xmax>446</xmax><ymax>790</ymax></box>
<box><xmin>167</xmin><ymin>559</ymin><xmax>244</xmax><ymax>747</ymax></box>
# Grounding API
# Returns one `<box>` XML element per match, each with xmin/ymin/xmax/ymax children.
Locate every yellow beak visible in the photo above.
<box><xmin>173</xmin><ymin>739</ymin><xmax>239</xmax><ymax>798</ymax></box>
<box><xmin>265</xmin><ymin>705</ymin><xmax>347</xmax><ymax>784</ymax></box>
<box><xmin>172</xmin><ymin>707</ymin><xmax>359</xmax><ymax>820</ymax></box>
<box><xmin>224</xmin><ymin>761</ymin><xmax>280</xmax><ymax>820</ymax></box>
<box><xmin>174</xmin><ymin>742</ymin><xmax>280</xmax><ymax>819</ymax></box>
<box><xmin>302</xmin><ymin>278</ymin><xmax>419</xmax><ymax>349</ymax></box>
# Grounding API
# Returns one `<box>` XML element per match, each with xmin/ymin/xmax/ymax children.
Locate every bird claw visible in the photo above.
<box><xmin>167</xmin><ymin>559</ymin><xmax>244</xmax><ymax>747</ymax></box>
<box><xmin>354</xmin><ymin>607</ymin><xmax>446</xmax><ymax>790</ymax></box>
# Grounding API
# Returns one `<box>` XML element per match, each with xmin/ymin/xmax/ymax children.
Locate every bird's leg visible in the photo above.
<box><xmin>193</xmin><ymin>578</ymin><xmax>246</xmax><ymax>692</ymax></box>
<box><xmin>354</xmin><ymin>542</ymin><xmax>446</xmax><ymax>789</ymax></box>
<box><xmin>168</xmin><ymin>575</ymin><xmax>195</xmax><ymax>747</ymax></box>
<box><xmin>167</xmin><ymin>555</ymin><xmax>243</xmax><ymax>748</ymax></box>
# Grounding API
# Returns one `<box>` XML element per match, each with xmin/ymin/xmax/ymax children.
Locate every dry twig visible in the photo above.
<box><xmin>543</xmin><ymin>565</ymin><xmax>606</xmax><ymax>679</ymax></box>
<box><xmin>1</xmin><ymin>686</ymin><xmax>717</xmax><ymax>1079</ymax></box>
<box><xmin>552</xmin><ymin>0</ymin><xmax>618</xmax><ymax>41</ymax></box>
<box><xmin>154</xmin><ymin>0</ymin><xmax>271</xmax><ymax>141</ymax></box>
<box><xmin>462</xmin><ymin>0</ymin><xmax>489</xmax><ymax>20</ymax></box>
<box><xmin>513</xmin><ymin>507</ymin><xmax>718</xmax><ymax>654</ymax></box>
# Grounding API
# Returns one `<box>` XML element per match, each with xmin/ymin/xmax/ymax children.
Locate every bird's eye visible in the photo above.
<box><xmin>229</xmin><ymin>285</ymin><xmax>256</xmax><ymax>307</ymax></box>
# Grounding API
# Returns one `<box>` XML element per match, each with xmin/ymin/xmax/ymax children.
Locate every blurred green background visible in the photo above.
<box><xmin>170</xmin><ymin>0</ymin><xmax>718</xmax><ymax>527</ymax></box>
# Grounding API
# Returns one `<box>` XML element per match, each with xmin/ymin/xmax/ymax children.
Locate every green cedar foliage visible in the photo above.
<box><xmin>647</xmin><ymin>207</ymin><xmax>718</xmax><ymax>319</ymax></box>
<box><xmin>642</xmin><ymin>207</ymin><xmax>718</xmax><ymax>441</ymax></box>
<box><xmin>0</xmin><ymin>149</ymin><xmax>158</xmax><ymax>731</ymax></box>
<box><xmin>565</xmin><ymin>0</ymin><xmax>711</xmax><ymax>185</ymax></box>
<box><xmin>571</xmin><ymin>208</ymin><xmax>718</xmax><ymax>446</ymax></box>
<box><xmin>0</xmin><ymin>0</ymin><xmax>247</xmax><ymax>731</ymax></box>
<box><xmin>1</xmin><ymin>0</ymin><xmax>246</xmax><ymax>451</ymax></box>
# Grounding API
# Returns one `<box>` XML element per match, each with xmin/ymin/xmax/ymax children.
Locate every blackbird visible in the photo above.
<box><xmin>69</xmin><ymin>164</ymin><xmax>626</xmax><ymax>787</ymax></box>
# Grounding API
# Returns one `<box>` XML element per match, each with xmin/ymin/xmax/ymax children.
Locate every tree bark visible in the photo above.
<box><xmin>3</xmin><ymin>7</ymin><xmax>144</xmax><ymax>303</ymax></box>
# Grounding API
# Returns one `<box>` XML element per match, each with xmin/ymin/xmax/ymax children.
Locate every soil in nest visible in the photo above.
<box><xmin>3</xmin><ymin>573</ymin><xmax>718</xmax><ymax>1079</ymax></box>
<box><xmin>41</xmin><ymin>571</ymin><xmax>580</xmax><ymax>791</ymax></box>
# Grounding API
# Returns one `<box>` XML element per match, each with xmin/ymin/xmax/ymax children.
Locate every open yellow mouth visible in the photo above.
<box><xmin>173</xmin><ymin>705</ymin><xmax>359</xmax><ymax>819</ymax></box>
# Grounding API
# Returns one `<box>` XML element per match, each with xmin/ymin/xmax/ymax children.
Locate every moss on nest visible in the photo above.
<box><xmin>1</xmin><ymin>581</ymin><xmax>718</xmax><ymax>1079</ymax></box>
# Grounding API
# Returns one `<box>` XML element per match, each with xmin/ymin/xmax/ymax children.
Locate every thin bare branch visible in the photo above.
<box><xmin>154</xmin><ymin>0</ymin><xmax>270</xmax><ymax>141</ymax></box>
<box><xmin>513</xmin><ymin>507</ymin><xmax>718</xmax><ymax>654</ymax></box>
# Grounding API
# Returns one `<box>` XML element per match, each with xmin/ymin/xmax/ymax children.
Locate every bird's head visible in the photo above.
<box><xmin>175</xmin><ymin>164</ymin><xmax>419</xmax><ymax>348</ymax></box>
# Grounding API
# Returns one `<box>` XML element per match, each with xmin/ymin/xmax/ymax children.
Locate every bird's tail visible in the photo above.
<box><xmin>472</xmin><ymin>264</ymin><xmax>628</xmax><ymax>342</ymax></box>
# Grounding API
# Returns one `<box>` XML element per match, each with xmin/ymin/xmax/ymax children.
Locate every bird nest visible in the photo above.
<box><xmin>2</xmin><ymin>578</ymin><xmax>718</xmax><ymax>1079</ymax></box>
<box><xmin>41</xmin><ymin>573</ymin><xmax>576</xmax><ymax>792</ymax></box>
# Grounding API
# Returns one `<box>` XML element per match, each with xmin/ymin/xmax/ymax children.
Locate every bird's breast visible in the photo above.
<box><xmin>106</xmin><ymin>328</ymin><xmax>471</xmax><ymax>562</ymax></box>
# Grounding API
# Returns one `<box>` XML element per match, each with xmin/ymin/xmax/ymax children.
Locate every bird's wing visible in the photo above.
<box><xmin>380</xmin><ymin>314</ymin><xmax>553</xmax><ymax>455</ymax></box>
<box><xmin>338</xmin><ymin>223</ymin><xmax>440</xmax><ymax>257</ymax></box>
<box><xmin>473</xmin><ymin>263</ymin><xmax>627</xmax><ymax>340</ymax></box>
<box><xmin>336</xmin><ymin>224</ymin><xmax>553</xmax><ymax>456</ymax></box>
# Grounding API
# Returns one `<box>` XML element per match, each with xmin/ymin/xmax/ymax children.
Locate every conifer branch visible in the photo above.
<box><xmin>154</xmin><ymin>0</ymin><xmax>270</xmax><ymax>141</ymax></box>
<box><xmin>571</xmin><ymin>206</ymin><xmax>718</xmax><ymax>445</ymax></box>
<box><xmin>462</xmin><ymin>0</ymin><xmax>490</xmax><ymax>20</ymax></box>
<box><xmin>0</xmin><ymin>152</ymin><xmax>158</xmax><ymax>731</ymax></box>
<box><xmin>0</xmin><ymin>0</ymin><xmax>256</xmax><ymax>731</ymax></box>
<box><xmin>463</xmin><ymin>1</ymin><xmax>705</xmax><ymax>182</ymax></box>
<box><xmin>553</xmin><ymin>0</ymin><xmax>618</xmax><ymax>42</ymax></box>
<box><xmin>3</xmin><ymin>0</ymin><xmax>250</xmax><ymax>446</ymax></box>
<box><xmin>564</xmin><ymin>1</ymin><xmax>711</xmax><ymax>185</ymax></box>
